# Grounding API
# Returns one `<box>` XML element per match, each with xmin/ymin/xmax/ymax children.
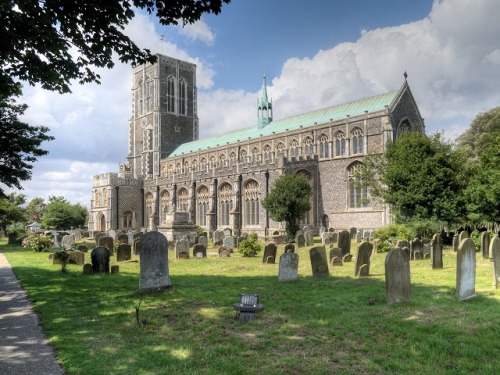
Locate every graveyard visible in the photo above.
<box><xmin>1</xmin><ymin>235</ymin><xmax>500</xmax><ymax>375</ymax></box>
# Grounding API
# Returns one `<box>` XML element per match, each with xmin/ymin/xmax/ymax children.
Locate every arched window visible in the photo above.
<box><xmin>201</xmin><ymin>157</ymin><xmax>207</xmax><ymax>170</ymax></box>
<box><xmin>167</xmin><ymin>164</ymin><xmax>173</xmax><ymax>176</ymax></box>
<box><xmin>191</xmin><ymin>159</ymin><xmax>198</xmax><ymax>171</ymax></box>
<box><xmin>176</xmin><ymin>162</ymin><xmax>181</xmax><ymax>173</ymax></box>
<box><xmin>178</xmin><ymin>77</ymin><xmax>187</xmax><ymax>116</ymax></box>
<box><xmin>263</xmin><ymin>144</ymin><xmax>272</xmax><ymax>160</ymax></box>
<box><xmin>166</xmin><ymin>75</ymin><xmax>175</xmax><ymax>113</ymax></box>
<box><xmin>229</xmin><ymin>152</ymin><xmax>237</xmax><ymax>164</ymax></box>
<box><xmin>276</xmin><ymin>142</ymin><xmax>285</xmax><ymax>157</ymax></box>
<box><xmin>160</xmin><ymin>190</ymin><xmax>170</xmax><ymax>222</ymax></box>
<box><xmin>210</xmin><ymin>156</ymin><xmax>216</xmax><ymax>168</ymax></box>
<box><xmin>240</xmin><ymin>149</ymin><xmax>247</xmax><ymax>161</ymax></box>
<box><xmin>220</xmin><ymin>154</ymin><xmax>226</xmax><ymax>167</ymax></box>
<box><xmin>184</xmin><ymin>160</ymin><xmax>189</xmax><ymax>173</ymax></box>
<box><xmin>352</xmin><ymin>127</ymin><xmax>364</xmax><ymax>154</ymax></box>
<box><xmin>197</xmin><ymin>185</ymin><xmax>210</xmax><ymax>226</ymax></box>
<box><xmin>319</xmin><ymin>134</ymin><xmax>330</xmax><ymax>158</ymax></box>
<box><xmin>177</xmin><ymin>188</ymin><xmax>189</xmax><ymax>212</ymax></box>
<box><xmin>290</xmin><ymin>139</ymin><xmax>299</xmax><ymax>157</ymax></box>
<box><xmin>145</xmin><ymin>192</ymin><xmax>154</xmax><ymax>220</ymax></box>
<box><xmin>219</xmin><ymin>183</ymin><xmax>233</xmax><ymax>226</ymax></box>
<box><xmin>398</xmin><ymin>120</ymin><xmax>412</xmax><ymax>136</ymax></box>
<box><xmin>347</xmin><ymin>162</ymin><xmax>368</xmax><ymax>208</ymax></box>
<box><xmin>335</xmin><ymin>131</ymin><xmax>346</xmax><ymax>157</ymax></box>
<box><xmin>137</xmin><ymin>78</ymin><xmax>144</xmax><ymax>116</ymax></box>
<box><xmin>244</xmin><ymin>180</ymin><xmax>260</xmax><ymax>226</ymax></box>
<box><xmin>145</xmin><ymin>79</ymin><xmax>153</xmax><ymax>113</ymax></box>
<box><xmin>304</xmin><ymin>137</ymin><xmax>314</xmax><ymax>155</ymax></box>
<box><xmin>123</xmin><ymin>210</ymin><xmax>133</xmax><ymax>229</ymax></box>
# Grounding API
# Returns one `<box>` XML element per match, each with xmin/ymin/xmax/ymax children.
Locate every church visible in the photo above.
<box><xmin>88</xmin><ymin>54</ymin><xmax>424</xmax><ymax>238</ymax></box>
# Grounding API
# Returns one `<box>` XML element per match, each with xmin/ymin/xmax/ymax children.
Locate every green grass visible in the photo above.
<box><xmin>2</xmin><ymin>238</ymin><xmax>500</xmax><ymax>374</ymax></box>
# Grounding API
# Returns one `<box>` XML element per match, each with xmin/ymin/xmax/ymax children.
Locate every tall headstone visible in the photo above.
<box><xmin>481</xmin><ymin>231</ymin><xmax>491</xmax><ymax>260</ymax></box>
<box><xmin>175</xmin><ymin>238</ymin><xmax>190</xmax><ymax>259</ymax></box>
<box><xmin>456</xmin><ymin>238</ymin><xmax>476</xmax><ymax>301</ymax></box>
<box><xmin>458</xmin><ymin>230</ymin><xmax>469</xmax><ymax>243</ymax></box>
<box><xmin>489</xmin><ymin>236</ymin><xmax>500</xmax><ymax>289</ymax></box>
<box><xmin>431</xmin><ymin>234</ymin><xmax>443</xmax><ymax>269</ymax></box>
<box><xmin>309</xmin><ymin>246</ymin><xmax>329</xmax><ymax>277</ymax></box>
<box><xmin>295</xmin><ymin>233</ymin><xmax>306</xmax><ymax>248</ymax></box>
<box><xmin>452</xmin><ymin>234</ymin><xmax>459</xmax><ymax>252</ymax></box>
<box><xmin>338</xmin><ymin>230</ymin><xmax>351</xmax><ymax>256</ymax></box>
<box><xmin>278</xmin><ymin>252</ymin><xmax>299</xmax><ymax>282</ymax></box>
<box><xmin>262</xmin><ymin>244</ymin><xmax>277</xmax><ymax>264</ymax></box>
<box><xmin>304</xmin><ymin>230</ymin><xmax>314</xmax><ymax>247</ymax></box>
<box><xmin>385</xmin><ymin>248</ymin><xmax>411</xmax><ymax>304</ymax></box>
<box><xmin>349</xmin><ymin>227</ymin><xmax>357</xmax><ymax>239</ymax></box>
<box><xmin>91</xmin><ymin>247</ymin><xmax>110</xmax><ymax>274</ymax></box>
<box><xmin>98</xmin><ymin>236</ymin><xmax>114</xmax><ymax>255</ymax></box>
<box><xmin>116</xmin><ymin>244</ymin><xmax>132</xmax><ymax>262</ymax></box>
<box><xmin>355</xmin><ymin>242</ymin><xmax>373</xmax><ymax>277</ymax></box>
<box><xmin>138</xmin><ymin>232</ymin><xmax>172</xmax><ymax>292</ymax></box>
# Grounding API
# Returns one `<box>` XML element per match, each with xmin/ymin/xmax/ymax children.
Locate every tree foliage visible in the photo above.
<box><xmin>361</xmin><ymin>132</ymin><xmax>467</xmax><ymax>224</ymax></box>
<box><xmin>262</xmin><ymin>173</ymin><xmax>312</xmax><ymax>239</ymax></box>
<box><xmin>0</xmin><ymin>192</ymin><xmax>27</xmax><ymax>229</ymax></box>
<box><xmin>41</xmin><ymin>196</ymin><xmax>87</xmax><ymax>229</ymax></box>
<box><xmin>25</xmin><ymin>197</ymin><xmax>46</xmax><ymax>223</ymax></box>
<box><xmin>237</xmin><ymin>232</ymin><xmax>262</xmax><ymax>257</ymax></box>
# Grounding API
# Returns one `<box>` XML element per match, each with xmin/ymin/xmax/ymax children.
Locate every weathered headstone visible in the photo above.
<box><xmin>329</xmin><ymin>247</ymin><xmax>343</xmax><ymax>266</ymax></box>
<box><xmin>304</xmin><ymin>230</ymin><xmax>314</xmax><ymax>247</ymax></box>
<box><xmin>278</xmin><ymin>252</ymin><xmax>299</xmax><ymax>282</ymax></box>
<box><xmin>68</xmin><ymin>251</ymin><xmax>84</xmax><ymax>265</ymax></box>
<box><xmin>481</xmin><ymin>231</ymin><xmax>491</xmax><ymax>260</ymax></box>
<box><xmin>61</xmin><ymin>234</ymin><xmax>75</xmax><ymax>250</ymax></box>
<box><xmin>295</xmin><ymin>233</ymin><xmax>306</xmax><ymax>248</ymax></box>
<box><xmin>452</xmin><ymin>234</ymin><xmax>459</xmax><ymax>252</ymax></box>
<box><xmin>490</xmin><ymin>236</ymin><xmax>500</xmax><ymax>289</ymax></box>
<box><xmin>117</xmin><ymin>233</ymin><xmax>129</xmax><ymax>244</ymax></box>
<box><xmin>422</xmin><ymin>243</ymin><xmax>431</xmax><ymax>259</ymax></box>
<box><xmin>284</xmin><ymin>243</ymin><xmax>295</xmax><ymax>253</ymax></box>
<box><xmin>223</xmin><ymin>228</ymin><xmax>232</xmax><ymax>236</ymax></box>
<box><xmin>133</xmin><ymin>238</ymin><xmax>141</xmax><ymax>255</ymax></box>
<box><xmin>91</xmin><ymin>247</ymin><xmax>110</xmax><ymax>274</ymax></box>
<box><xmin>355</xmin><ymin>242</ymin><xmax>373</xmax><ymax>277</ymax></box>
<box><xmin>138</xmin><ymin>232</ymin><xmax>172</xmax><ymax>292</ymax></box>
<box><xmin>342</xmin><ymin>253</ymin><xmax>353</xmax><ymax>263</ymax></box>
<box><xmin>213</xmin><ymin>230</ymin><xmax>224</xmax><ymax>246</ymax></box>
<box><xmin>458</xmin><ymin>230</ymin><xmax>469</xmax><ymax>243</ymax></box>
<box><xmin>108</xmin><ymin>229</ymin><xmax>116</xmax><ymax>240</ymax></box>
<box><xmin>321</xmin><ymin>233</ymin><xmax>331</xmax><ymax>246</ymax></box>
<box><xmin>338</xmin><ymin>230</ymin><xmax>351</xmax><ymax>256</ymax></box>
<box><xmin>456</xmin><ymin>238</ymin><xmax>476</xmax><ymax>301</ymax></box>
<box><xmin>82</xmin><ymin>263</ymin><xmax>93</xmax><ymax>275</ymax></box>
<box><xmin>363</xmin><ymin>231</ymin><xmax>371</xmax><ymax>241</ymax></box>
<box><xmin>175</xmin><ymin>238</ymin><xmax>190</xmax><ymax>259</ymax></box>
<box><xmin>223</xmin><ymin>236</ymin><xmax>237</xmax><ymax>250</ymax></box>
<box><xmin>73</xmin><ymin>230</ymin><xmax>82</xmax><ymax>241</ymax></box>
<box><xmin>218</xmin><ymin>246</ymin><xmax>232</xmax><ymax>257</ymax></box>
<box><xmin>349</xmin><ymin>227</ymin><xmax>357</xmax><ymax>239</ymax></box>
<box><xmin>385</xmin><ymin>248</ymin><xmax>411</xmax><ymax>304</ymax></box>
<box><xmin>198</xmin><ymin>235</ymin><xmax>208</xmax><ymax>248</ymax></box>
<box><xmin>192</xmin><ymin>244</ymin><xmax>207</xmax><ymax>258</ymax></box>
<box><xmin>309</xmin><ymin>246</ymin><xmax>329</xmax><ymax>277</ymax></box>
<box><xmin>116</xmin><ymin>244</ymin><xmax>132</xmax><ymax>262</ymax></box>
<box><xmin>98</xmin><ymin>236</ymin><xmax>114</xmax><ymax>255</ymax></box>
<box><xmin>262</xmin><ymin>244</ymin><xmax>277</xmax><ymax>264</ymax></box>
<box><xmin>409</xmin><ymin>238</ymin><xmax>422</xmax><ymax>260</ymax></box>
<box><xmin>431</xmin><ymin>234</ymin><xmax>443</xmax><ymax>269</ymax></box>
<box><xmin>356</xmin><ymin>230</ymin><xmax>363</xmax><ymax>243</ymax></box>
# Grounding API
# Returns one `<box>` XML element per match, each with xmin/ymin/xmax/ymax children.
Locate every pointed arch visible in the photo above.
<box><xmin>319</xmin><ymin>133</ymin><xmax>330</xmax><ymax>158</ymax></box>
<box><xmin>177</xmin><ymin>187</ymin><xmax>189</xmax><ymax>212</ymax></box>
<box><xmin>243</xmin><ymin>179</ymin><xmax>260</xmax><ymax>226</ymax></box>
<box><xmin>219</xmin><ymin>182</ymin><xmax>233</xmax><ymax>227</ymax></box>
<box><xmin>166</xmin><ymin>74</ymin><xmax>176</xmax><ymax>113</ymax></box>
<box><xmin>196</xmin><ymin>185</ymin><xmax>210</xmax><ymax>226</ymax></box>
<box><xmin>351</xmin><ymin>127</ymin><xmax>364</xmax><ymax>154</ymax></box>
<box><xmin>347</xmin><ymin>161</ymin><xmax>368</xmax><ymax>208</ymax></box>
<box><xmin>335</xmin><ymin>131</ymin><xmax>346</xmax><ymax>157</ymax></box>
<box><xmin>178</xmin><ymin>76</ymin><xmax>187</xmax><ymax>115</ymax></box>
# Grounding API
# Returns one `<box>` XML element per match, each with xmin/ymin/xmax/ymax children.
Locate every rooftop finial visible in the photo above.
<box><xmin>404</xmin><ymin>71</ymin><xmax>408</xmax><ymax>80</ymax></box>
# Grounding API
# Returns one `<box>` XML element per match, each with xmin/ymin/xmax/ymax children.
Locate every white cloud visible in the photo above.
<box><xmin>176</xmin><ymin>19</ymin><xmax>216</xmax><ymax>46</ymax></box>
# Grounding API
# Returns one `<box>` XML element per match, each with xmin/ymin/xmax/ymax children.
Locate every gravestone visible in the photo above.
<box><xmin>458</xmin><ymin>230</ymin><xmax>469</xmax><ymax>243</ymax></box>
<box><xmin>138</xmin><ymin>231</ymin><xmax>172</xmax><ymax>293</ymax></box>
<box><xmin>213</xmin><ymin>230</ymin><xmax>224</xmax><ymax>246</ymax></box>
<box><xmin>356</xmin><ymin>230</ymin><xmax>363</xmax><ymax>243</ymax></box>
<box><xmin>116</xmin><ymin>244</ymin><xmax>132</xmax><ymax>262</ymax></box>
<box><xmin>91</xmin><ymin>247</ymin><xmax>110</xmax><ymax>274</ymax></box>
<box><xmin>410</xmin><ymin>238</ymin><xmax>422</xmax><ymax>260</ymax></box>
<box><xmin>219</xmin><ymin>246</ymin><xmax>232</xmax><ymax>257</ymax></box>
<box><xmin>321</xmin><ymin>233</ymin><xmax>331</xmax><ymax>246</ymax></box>
<box><xmin>452</xmin><ymin>234</ymin><xmax>459</xmax><ymax>252</ymax></box>
<box><xmin>422</xmin><ymin>243</ymin><xmax>431</xmax><ymax>259</ymax></box>
<box><xmin>198</xmin><ymin>235</ymin><xmax>208</xmax><ymax>248</ymax></box>
<box><xmin>175</xmin><ymin>238</ymin><xmax>190</xmax><ymax>259</ymax></box>
<box><xmin>329</xmin><ymin>247</ymin><xmax>343</xmax><ymax>266</ymax></box>
<box><xmin>77</xmin><ymin>244</ymin><xmax>88</xmax><ymax>252</ymax></box>
<box><xmin>117</xmin><ymin>233</ymin><xmax>129</xmax><ymax>244</ymax></box>
<box><xmin>402</xmin><ymin>247</ymin><xmax>410</xmax><ymax>260</ymax></box>
<box><xmin>68</xmin><ymin>251</ymin><xmax>84</xmax><ymax>265</ymax></box>
<box><xmin>61</xmin><ymin>234</ymin><xmax>75</xmax><ymax>250</ymax></box>
<box><xmin>332</xmin><ymin>232</ymin><xmax>338</xmax><ymax>243</ymax></box>
<box><xmin>94</xmin><ymin>232</ymin><xmax>105</xmax><ymax>244</ymax></box>
<box><xmin>396</xmin><ymin>240</ymin><xmax>409</xmax><ymax>250</ymax></box>
<box><xmin>304</xmin><ymin>230</ymin><xmax>314</xmax><ymax>247</ymax></box>
<box><xmin>385</xmin><ymin>248</ymin><xmax>411</xmax><ymax>304</ymax></box>
<box><xmin>108</xmin><ymin>229</ymin><xmax>116</xmax><ymax>240</ymax></box>
<box><xmin>223</xmin><ymin>236</ymin><xmax>237</xmax><ymax>250</ymax></box>
<box><xmin>223</xmin><ymin>228</ymin><xmax>232</xmax><ymax>236</ymax></box>
<box><xmin>431</xmin><ymin>234</ymin><xmax>443</xmax><ymax>269</ymax></box>
<box><xmin>133</xmin><ymin>238</ymin><xmax>141</xmax><ymax>255</ymax></box>
<box><xmin>295</xmin><ymin>233</ymin><xmax>306</xmax><ymax>248</ymax></box>
<box><xmin>456</xmin><ymin>238</ymin><xmax>476</xmax><ymax>301</ymax></box>
<box><xmin>73</xmin><ymin>230</ymin><xmax>82</xmax><ymax>241</ymax></box>
<box><xmin>363</xmin><ymin>231</ymin><xmax>371</xmax><ymax>241</ymax></box>
<box><xmin>355</xmin><ymin>242</ymin><xmax>373</xmax><ymax>277</ymax></box>
<box><xmin>342</xmin><ymin>253</ymin><xmax>353</xmax><ymax>263</ymax></box>
<box><xmin>481</xmin><ymin>231</ymin><xmax>491</xmax><ymax>260</ymax></box>
<box><xmin>82</xmin><ymin>263</ymin><xmax>93</xmax><ymax>275</ymax></box>
<box><xmin>338</xmin><ymin>230</ymin><xmax>351</xmax><ymax>256</ymax></box>
<box><xmin>284</xmin><ymin>243</ymin><xmax>295</xmax><ymax>253</ymax></box>
<box><xmin>309</xmin><ymin>246</ymin><xmax>329</xmax><ymax>277</ymax></box>
<box><xmin>262</xmin><ymin>244</ymin><xmax>277</xmax><ymax>264</ymax></box>
<box><xmin>349</xmin><ymin>227</ymin><xmax>357</xmax><ymax>239</ymax></box>
<box><xmin>490</xmin><ymin>236</ymin><xmax>500</xmax><ymax>289</ymax></box>
<box><xmin>98</xmin><ymin>236</ymin><xmax>114</xmax><ymax>255</ymax></box>
<box><xmin>192</xmin><ymin>244</ymin><xmax>207</xmax><ymax>258</ymax></box>
<box><xmin>278</xmin><ymin>252</ymin><xmax>299</xmax><ymax>282</ymax></box>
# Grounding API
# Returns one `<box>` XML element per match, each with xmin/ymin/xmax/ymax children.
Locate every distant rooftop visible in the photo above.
<box><xmin>169</xmin><ymin>88</ymin><xmax>400</xmax><ymax>157</ymax></box>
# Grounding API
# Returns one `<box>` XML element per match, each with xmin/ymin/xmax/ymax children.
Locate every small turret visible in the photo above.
<box><xmin>257</xmin><ymin>75</ymin><xmax>273</xmax><ymax>129</ymax></box>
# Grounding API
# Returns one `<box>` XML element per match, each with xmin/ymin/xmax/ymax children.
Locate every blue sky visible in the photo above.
<box><xmin>7</xmin><ymin>0</ymin><xmax>500</xmax><ymax>206</ymax></box>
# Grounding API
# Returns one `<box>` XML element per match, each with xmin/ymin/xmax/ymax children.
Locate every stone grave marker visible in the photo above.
<box><xmin>356</xmin><ymin>230</ymin><xmax>363</xmax><ymax>243</ymax></box>
<box><xmin>431</xmin><ymin>234</ymin><xmax>443</xmax><ymax>269</ymax></box>
<box><xmin>219</xmin><ymin>246</ymin><xmax>232</xmax><ymax>257</ymax></box>
<box><xmin>262</xmin><ymin>243</ymin><xmax>277</xmax><ymax>264</ymax></box>
<box><xmin>138</xmin><ymin>232</ymin><xmax>171</xmax><ymax>292</ymax></box>
<box><xmin>223</xmin><ymin>228</ymin><xmax>232</xmax><ymax>236</ymax></box>
<box><xmin>456</xmin><ymin>238</ymin><xmax>477</xmax><ymax>301</ymax></box>
<box><xmin>82</xmin><ymin>263</ymin><xmax>93</xmax><ymax>275</ymax></box>
<box><xmin>338</xmin><ymin>230</ymin><xmax>351</xmax><ymax>256</ymax></box>
<box><xmin>73</xmin><ymin>230</ymin><xmax>82</xmax><ymax>241</ymax></box>
<box><xmin>423</xmin><ymin>243</ymin><xmax>431</xmax><ymax>259</ymax></box>
<box><xmin>458</xmin><ymin>230</ymin><xmax>469</xmax><ymax>243</ymax></box>
<box><xmin>304</xmin><ymin>230</ymin><xmax>314</xmax><ymax>246</ymax></box>
<box><xmin>402</xmin><ymin>247</ymin><xmax>410</xmax><ymax>260</ymax></box>
<box><xmin>98</xmin><ymin>236</ymin><xmax>114</xmax><ymax>255</ymax></box>
<box><xmin>452</xmin><ymin>234</ymin><xmax>459</xmax><ymax>252</ymax></box>
<box><xmin>61</xmin><ymin>234</ymin><xmax>75</xmax><ymax>250</ymax></box>
<box><xmin>223</xmin><ymin>236</ymin><xmax>237</xmax><ymax>250</ymax></box>
<box><xmin>278</xmin><ymin>252</ymin><xmax>299</xmax><ymax>282</ymax></box>
<box><xmin>117</xmin><ymin>244</ymin><xmax>132</xmax><ymax>262</ymax></box>
<box><xmin>91</xmin><ymin>247</ymin><xmax>110</xmax><ymax>274</ymax></box>
<box><xmin>329</xmin><ymin>247</ymin><xmax>343</xmax><ymax>266</ymax></box>
<box><xmin>192</xmin><ymin>244</ymin><xmax>207</xmax><ymax>258</ymax></box>
<box><xmin>385</xmin><ymin>248</ymin><xmax>411</xmax><ymax>304</ymax></box>
<box><xmin>198</xmin><ymin>235</ymin><xmax>208</xmax><ymax>248</ymax></box>
<box><xmin>342</xmin><ymin>253</ymin><xmax>353</xmax><ymax>263</ymax></box>
<box><xmin>284</xmin><ymin>243</ymin><xmax>295</xmax><ymax>253</ymax></box>
<box><xmin>309</xmin><ymin>246</ymin><xmax>329</xmax><ymax>277</ymax></box>
<box><xmin>490</xmin><ymin>236</ymin><xmax>500</xmax><ymax>289</ymax></box>
<box><xmin>175</xmin><ymin>238</ymin><xmax>190</xmax><ymax>259</ymax></box>
<box><xmin>295</xmin><ymin>233</ymin><xmax>306</xmax><ymax>248</ymax></box>
<box><xmin>108</xmin><ymin>229</ymin><xmax>116</xmax><ymax>240</ymax></box>
<box><xmin>68</xmin><ymin>251</ymin><xmax>84</xmax><ymax>265</ymax></box>
<box><xmin>349</xmin><ymin>227</ymin><xmax>357</xmax><ymax>239</ymax></box>
<box><xmin>133</xmin><ymin>238</ymin><xmax>141</xmax><ymax>255</ymax></box>
<box><xmin>409</xmin><ymin>238</ymin><xmax>421</xmax><ymax>260</ymax></box>
<box><xmin>213</xmin><ymin>230</ymin><xmax>224</xmax><ymax>246</ymax></box>
<box><xmin>321</xmin><ymin>233</ymin><xmax>331</xmax><ymax>246</ymax></box>
<box><xmin>363</xmin><ymin>231</ymin><xmax>371</xmax><ymax>241</ymax></box>
<box><xmin>481</xmin><ymin>231</ymin><xmax>491</xmax><ymax>260</ymax></box>
<box><xmin>355</xmin><ymin>242</ymin><xmax>373</xmax><ymax>277</ymax></box>
<box><xmin>117</xmin><ymin>233</ymin><xmax>129</xmax><ymax>244</ymax></box>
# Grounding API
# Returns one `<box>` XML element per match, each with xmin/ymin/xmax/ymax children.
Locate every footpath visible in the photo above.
<box><xmin>0</xmin><ymin>252</ymin><xmax>65</xmax><ymax>375</ymax></box>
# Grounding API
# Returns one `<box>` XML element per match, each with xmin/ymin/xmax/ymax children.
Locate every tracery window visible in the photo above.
<box><xmin>263</xmin><ymin>144</ymin><xmax>272</xmax><ymax>160</ymax></box>
<box><xmin>197</xmin><ymin>185</ymin><xmax>210</xmax><ymax>226</ymax></box>
<box><xmin>276</xmin><ymin>142</ymin><xmax>285</xmax><ymax>156</ymax></box>
<box><xmin>191</xmin><ymin>159</ymin><xmax>198</xmax><ymax>171</ymax></box>
<box><xmin>145</xmin><ymin>79</ymin><xmax>153</xmax><ymax>113</ymax></box>
<box><xmin>178</xmin><ymin>77</ymin><xmax>187</xmax><ymax>116</ymax></box>
<box><xmin>166</xmin><ymin>75</ymin><xmax>175</xmax><ymax>113</ymax></box>
<box><xmin>319</xmin><ymin>134</ymin><xmax>330</xmax><ymax>158</ymax></box>
<box><xmin>177</xmin><ymin>188</ymin><xmax>189</xmax><ymax>212</ymax></box>
<box><xmin>304</xmin><ymin>137</ymin><xmax>314</xmax><ymax>155</ymax></box>
<box><xmin>244</xmin><ymin>180</ymin><xmax>260</xmax><ymax>226</ymax></box>
<box><xmin>352</xmin><ymin>128</ymin><xmax>364</xmax><ymax>154</ymax></box>
<box><xmin>201</xmin><ymin>157</ymin><xmax>207</xmax><ymax>170</ymax></box>
<box><xmin>145</xmin><ymin>192</ymin><xmax>154</xmax><ymax>220</ymax></box>
<box><xmin>167</xmin><ymin>164</ymin><xmax>173</xmax><ymax>176</ymax></box>
<box><xmin>398</xmin><ymin>120</ymin><xmax>411</xmax><ymax>136</ymax></box>
<box><xmin>290</xmin><ymin>139</ymin><xmax>299</xmax><ymax>157</ymax></box>
<box><xmin>347</xmin><ymin>162</ymin><xmax>368</xmax><ymax>208</ymax></box>
<box><xmin>219</xmin><ymin>183</ymin><xmax>233</xmax><ymax>226</ymax></box>
<box><xmin>123</xmin><ymin>210</ymin><xmax>133</xmax><ymax>229</ymax></box>
<box><xmin>240</xmin><ymin>149</ymin><xmax>248</xmax><ymax>162</ymax></box>
<box><xmin>335</xmin><ymin>131</ymin><xmax>346</xmax><ymax>157</ymax></box>
<box><xmin>160</xmin><ymin>190</ymin><xmax>170</xmax><ymax>222</ymax></box>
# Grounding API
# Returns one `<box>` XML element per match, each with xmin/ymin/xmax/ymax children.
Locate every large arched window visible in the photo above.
<box><xmin>290</xmin><ymin>139</ymin><xmax>299</xmax><ymax>157</ymax></box>
<box><xmin>347</xmin><ymin>162</ymin><xmax>368</xmax><ymax>208</ymax></box>
<box><xmin>263</xmin><ymin>144</ymin><xmax>272</xmax><ymax>160</ymax></box>
<box><xmin>352</xmin><ymin>127</ymin><xmax>364</xmax><ymax>154</ymax></box>
<box><xmin>319</xmin><ymin>134</ymin><xmax>330</xmax><ymax>158</ymax></box>
<box><xmin>123</xmin><ymin>210</ymin><xmax>134</xmax><ymax>229</ymax></box>
<box><xmin>398</xmin><ymin>119</ymin><xmax>412</xmax><ymax>136</ymax></box>
<box><xmin>304</xmin><ymin>137</ymin><xmax>314</xmax><ymax>155</ymax></box>
<box><xmin>240</xmin><ymin>149</ymin><xmax>247</xmax><ymax>162</ymax></box>
<box><xmin>244</xmin><ymin>180</ymin><xmax>260</xmax><ymax>226</ymax></box>
<box><xmin>178</xmin><ymin>77</ymin><xmax>187</xmax><ymax>115</ymax></box>
<box><xmin>197</xmin><ymin>185</ymin><xmax>210</xmax><ymax>226</ymax></box>
<box><xmin>276</xmin><ymin>142</ymin><xmax>285</xmax><ymax>157</ymax></box>
<box><xmin>219</xmin><ymin>183</ymin><xmax>233</xmax><ymax>227</ymax></box>
<box><xmin>166</xmin><ymin>75</ymin><xmax>176</xmax><ymax>113</ymax></box>
<box><xmin>177</xmin><ymin>188</ymin><xmax>189</xmax><ymax>212</ymax></box>
<box><xmin>160</xmin><ymin>190</ymin><xmax>170</xmax><ymax>222</ymax></box>
<box><xmin>335</xmin><ymin>131</ymin><xmax>346</xmax><ymax>157</ymax></box>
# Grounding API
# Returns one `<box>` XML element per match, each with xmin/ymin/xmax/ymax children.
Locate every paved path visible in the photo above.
<box><xmin>0</xmin><ymin>252</ymin><xmax>65</xmax><ymax>375</ymax></box>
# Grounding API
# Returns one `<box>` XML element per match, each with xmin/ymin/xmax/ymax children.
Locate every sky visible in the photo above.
<box><xmin>6</xmin><ymin>0</ymin><xmax>500</xmax><ymax>206</ymax></box>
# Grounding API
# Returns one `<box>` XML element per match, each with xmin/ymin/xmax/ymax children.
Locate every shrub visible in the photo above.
<box><xmin>373</xmin><ymin>224</ymin><xmax>415</xmax><ymax>243</ymax></box>
<box><xmin>22</xmin><ymin>231</ymin><xmax>54</xmax><ymax>252</ymax></box>
<box><xmin>407</xmin><ymin>219</ymin><xmax>446</xmax><ymax>240</ymax></box>
<box><xmin>238</xmin><ymin>232</ymin><xmax>262</xmax><ymax>257</ymax></box>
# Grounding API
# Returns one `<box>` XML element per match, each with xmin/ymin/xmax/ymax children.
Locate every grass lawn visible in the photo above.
<box><xmin>2</xmin><ymin>238</ymin><xmax>500</xmax><ymax>375</ymax></box>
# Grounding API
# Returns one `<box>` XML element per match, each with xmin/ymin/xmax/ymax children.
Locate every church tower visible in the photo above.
<box><xmin>127</xmin><ymin>54</ymin><xmax>198</xmax><ymax>179</ymax></box>
<box><xmin>257</xmin><ymin>75</ymin><xmax>272</xmax><ymax>128</ymax></box>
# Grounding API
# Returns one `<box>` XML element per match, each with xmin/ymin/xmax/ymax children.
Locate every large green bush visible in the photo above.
<box><xmin>238</xmin><ymin>232</ymin><xmax>262</xmax><ymax>257</ymax></box>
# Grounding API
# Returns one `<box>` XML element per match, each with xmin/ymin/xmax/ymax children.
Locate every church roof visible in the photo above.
<box><xmin>169</xmin><ymin>88</ymin><xmax>400</xmax><ymax>157</ymax></box>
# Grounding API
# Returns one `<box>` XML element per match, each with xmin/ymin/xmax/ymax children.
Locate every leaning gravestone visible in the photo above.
<box><xmin>355</xmin><ymin>242</ymin><xmax>373</xmax><ymax>277</ymax></box>
<box><xmin>116</xmin><ymin>244</ymin><xmax>132</xmax><ymax>262</ymax></box>
<box><xmin>175</xmin><ymin>238</ymin><xmax>190</xmax><ymax>259</ymax></box>
<box><xmin>223</xmin><ymin>236</ymin><xmax>237</xmax><ymax>250</ymax></box>
<box><xmin>490</xmin><ymin>236</ymin><xmax>500</xmax><ymax>289</ymax></box>
<box><xmin>98</xmin><ymin>236</ymin><xmax>114</xmax><ymax>256</ymax></box>
<box><xmin>295</xmin><ymin>233</ymin><xmax>306</xmax><ymax>248</ymax></box>
<box><xmin>138</xmin><ymin>231</ymin><xmax>172</xmax><ymax>293</ymax></box>
<box><xmin>262</xmin><ymin>244</ymin><xmax>278</xmax><ymax>264</ymax></box>
<box><xmin>91</xmin><ymin>247</ymin><xmax>110</xmax><ymax>274</ymax></box>
<box><xmin>309</xmin><ymin>246</ymin><xmax>329</xmax><ymax>277</ymax></box>
<box><xmin>278</xmin><ymin>252</ymin><xmax>299</xmax><ymax>282</ymax></box>
<box><xmin>338</xmin><ymin>230</ymin><xmax>351</xmax><ymax>256</ymax></box>
<box><xmin>456</xmin><ymin>238</ymin><xmax>476</xmax><ymax>301</ymax></box>
<box><xmin>284</xmin><ymin>243</ymin><xmax>295</xmax><ymax>253</ymax></box>
<box><xmin>385</xmin><ymin>248</ymin><xmax>411</xmax><ymax>304</ymax></box>
<box><xmin>218</xmin><ymin>246</ymin><xmax>232</xmax><ymax>257</ymax></box>
<box><xmin>481</xmin><ymin>231</ymin><xmax>491</xmax><ymax>260</ymax></box>
<box><xmin>430</xmin><ymin>234</ymin><xmax>443</xmax><ymax>269</ymax></box>
<box><xmin>329</xmin><ymin>247</ymin><xmax>343</xmax><ymax>266</ymax></box>
<box><xmin>192</xmin><ymin>244</ymin><xmax>207</xmax><ymax>258</ymax></box>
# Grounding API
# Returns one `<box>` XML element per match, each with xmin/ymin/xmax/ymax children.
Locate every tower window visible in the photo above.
<box><xmin>175</xmin><ymin>126</ymin><xmax>180</xmax><ymax>132</ymax></box>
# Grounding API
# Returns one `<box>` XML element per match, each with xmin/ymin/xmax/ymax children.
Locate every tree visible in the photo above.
<box><xmin>0</xmin><ymin>192</ymin><xmax>27</xmax><ymax>229</ymax></box>
<box><xmin>0</xmin><ymin>93</ymin><xmax>54</xmax><ymax>197</ymax></box>
<box><xmin>262</xmin><ymin>173</ymin><xmax>312</xmax><ymax>240</ymax></box>
<box><xmin>41</xmin><ymin>196</ymin><xmax>87</xmax><ymax>229</ymax></box>
<box><xmin>360</xmin><ymin>132</ymin><xmax>467</xmax><ymax>224</ymax></box>
<box><xmin>25</xmin><ymin>197</ymin><xmax>46</xmax><ymax>223</ymax></box>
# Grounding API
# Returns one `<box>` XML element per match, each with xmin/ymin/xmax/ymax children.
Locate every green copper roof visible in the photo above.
<box><xmin>169</xmin><ymin>89</ymin><xmax>399</xmax><ymax>157</ymax></box>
